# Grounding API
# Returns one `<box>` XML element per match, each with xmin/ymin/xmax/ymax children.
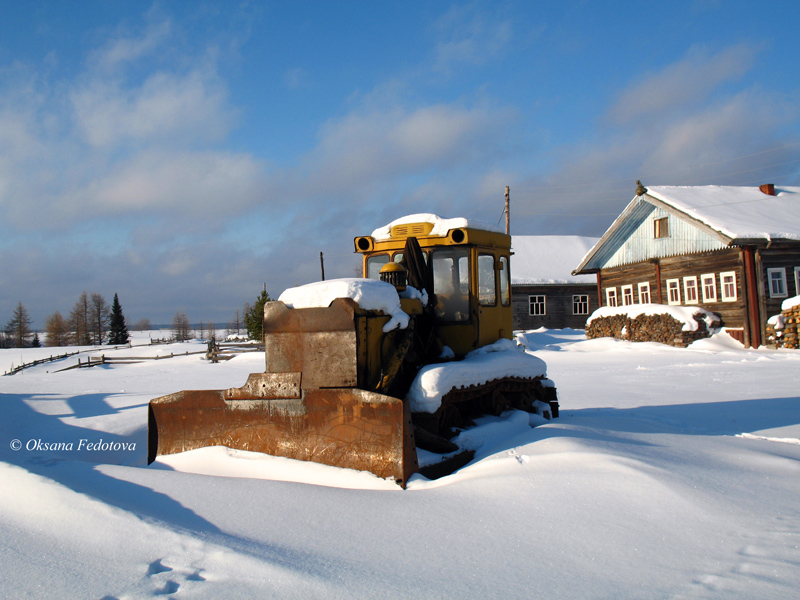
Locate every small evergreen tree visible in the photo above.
<box><xmin>31</xmin><ymin>332</ymin><xmax>41</xmax><ymax>348</ymax></box>
<box><xmin>109</xmin><ymin>293</ymin><xmax>130</xmax><ymax>345</ymax></box>
<box><xmin>245</xmin><ymin>288</ymin><xmax>272</xmax><ymax>341</ymax></box>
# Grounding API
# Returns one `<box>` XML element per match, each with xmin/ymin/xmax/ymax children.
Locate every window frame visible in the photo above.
<box><xmin>621</xmin><ymin>284</ymin><xmax>634</xmax><ymax>306</ymax></box>
<box><xmin>666</xmin><ymin>279</ymin><xmax>681</xmax><ymax>305</ymax></box>
<box><xmin>767</xmin><ymin>268</ymin><xmax>788</xmax><ymax>298</ymax></box>
<box><xmin>701</xmin><ymin>273</ymin><xmax>717</xmax><ymax>303</ymax></box>
<box><xmin>477</xmin><ymin>253</ymin><xmax>497</xmax><ymax>306</ymax></box>
<box><xmin>654</xmin><ymin>217</ymin><xmax>669</xmax><ymax>239</ymax></box>
<box><xmin>720</xmin><ymin>271</ymin><xmax>738</xmax><ymax>302</ymax></box>
<box><xmin>528</xmin><ymin>295</ymin><xmax>546</xmax><ymax>316</ymax></box>
<box><xmin>499</xmin><ymin>256</ymin><xmax>511</xmax><ymax>306</ymax></box>
<box><xmin>605</xmin><ymin>288</ymin><xmax>618</xmax><ymax>308</ymax></box>
<box><xmin>573</xmin><ymin>294</ymin><xmax>589</xmax><ymax>315</ymax></box>
<box><xmin>795</xmin><ymin>267</ymin><xmax>800</xmax><ymax>298</ymax></box>
<box><xmin>683</xmin><ymin>276</ymin><xmax>699</xmax><ymax>304</ymax></box>
<box><xmin>637</xmin><ymin>282</ymin><xmax>651</xmax><ymax>304</ymax></box>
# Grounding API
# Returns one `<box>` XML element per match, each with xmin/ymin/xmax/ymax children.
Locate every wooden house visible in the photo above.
<box><xmin>573</xmin><ymin>183</ymin><xmax>800</xmax><ymax>347</ymax></box>
<box><xmin>511</xmin><ymin>235</ymin><xmax>599</xmax><ymax>330</ymax></box>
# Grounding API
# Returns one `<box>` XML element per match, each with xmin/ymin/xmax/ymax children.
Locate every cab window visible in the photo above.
<box><xmin>366</xmin><ymin>254</ymin><xmax>389</xmax><ymax>279</ymax></box>
<box><xmin>478</xmin><ymin>254</ymin><xmax>496</xmax><ymax>306</ymax></box>
<box><xmin>499</xmin><ymin>256</ymin><xmax>510</xmax><ymax>306</ymax></box>
<box><xmin>431</xmin><ymin>248</ymin><xmax>470</xmax><ymax>321</ymax></box>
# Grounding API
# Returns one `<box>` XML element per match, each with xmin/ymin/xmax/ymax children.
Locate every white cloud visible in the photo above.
<box><xmin>608</xmin><ymin>44</ymin><xmax>758</xmax><ymax>124</ymax></box>
<box><xmin>432</xmin><ymin>4</ymin><xmax>513</xmax><ymax>73</ymax></box>
<box><xmin>88</xmin><ymin>149</ymin><xmax>267</xmax><ymax>218</ymax></box>
<box><xmin>89</xmin><ymin>19</ymin><xmax>173</xmax><ymax>70</ymax></box>
<box><xmin>70</xmin><ymin>67</ymin><xmax>235</xmax><ymax>147</ymax></box>
<box><xmin>297</xmin><ymin>102</ymin><xmax>513</xmax><ymax>197</ymax></box>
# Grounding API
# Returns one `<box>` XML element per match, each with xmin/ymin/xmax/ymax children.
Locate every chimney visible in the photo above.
<box><xmin>759</xmin><ymin>183</ymin><xmax>776</xmax><ymax>196</ymax></box>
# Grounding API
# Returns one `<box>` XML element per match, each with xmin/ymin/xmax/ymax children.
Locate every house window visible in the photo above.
<box><xmin>795</xmin><ymin>267</ymin><xmax>800</xmax><ymax>297</ymax></box>
<box><xmin>621</xmin><ymin>285</ymin><xmax>634</xmax><ymax>305</ymax></box>
<box><xmin>701</xmin><ymin>273</ymin><xmax>717</xmax><ymax>303</ymax></box>
<box><xmin>767</xmin><ymin>268</ymin><xmax>788</xmax><ymax>298</ymax></box>
<box><xmin>683</xmin><ymin>276</ymin><xmax>698</xmax><ymax>304</ymax></box>
<box><xmin>720</xmin><ymin>271</ymin><xmax>737</xmax><ymax>302</ymax></box>
<box><xmin>667</xmin><ymin>279</ymin><xmax>681</xmax><ymax>305</ymax></box>
<box><xmin>606</xmin><ymin>288</ymin><xmax>618</xmax><ymax>307</ymax></box>
<box><xmin>638</xmin><ymin>282</ymin><xmax>651</xmax><ymax>304</ymax></box>
<box><xmin>529</xmin><ymin>295</ymin><xmax>546</xmax><ymax>316</ymax></box>
<box><xmin>654</xmin><ymin>217</ymin><xmax>669</xmax><ymax>239</ymax></box>
<box><xmin>573</xmin><ymin>295</ymin><xmax>589</xmax><ymax>315</ymax></box>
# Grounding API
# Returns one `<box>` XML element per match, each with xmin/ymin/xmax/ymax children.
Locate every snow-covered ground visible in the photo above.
<box><xmin>2</xmin><ymin>330</ymin><xmax>799</xmax><ymax>599</ymax></box>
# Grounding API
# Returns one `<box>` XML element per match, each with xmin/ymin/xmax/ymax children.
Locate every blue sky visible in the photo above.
<box><xmin>2</xmin><ymin>0</ymin><xmax>799</xmax><ymax>329</ymax></box>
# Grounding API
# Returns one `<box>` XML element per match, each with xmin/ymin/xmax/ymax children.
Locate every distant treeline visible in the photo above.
<box><xmin>1</xmin><ymin>287</ymin><xmax>273</xmax><ymax>348</ymax></box>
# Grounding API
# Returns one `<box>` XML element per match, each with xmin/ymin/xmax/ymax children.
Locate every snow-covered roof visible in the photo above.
<box><xmin>371</xmin><ymin>213</ymin><xmax>503</xmax><ymax>241</ymax></box>
<box><xmin>574</xmin><ymin>184</ymin><xmax>800</xmax><ymax>274</ymax></box>
<box><xmin>511</xmin><ymin>235</ymin><xmax>599</xmax><ymax>284</ymax></box>
<box><xmin>646</xmin><ymin>185</ymin><xmax>800</xmax><ymax>242</ymax></box>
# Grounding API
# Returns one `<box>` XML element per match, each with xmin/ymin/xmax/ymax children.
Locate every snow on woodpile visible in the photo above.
<box><xmin>768</xmin><ymin>296</ymin><xmax>800</xmax><ymax>349</ymax></box>
<box><xmin>781</xmin><ymin>294</ymin><xmax>800</xmax><ymax>311</ymax></box>
<box><xmin>278</xmin><ymin>278</ymin><xmax>409</xmax><ymax>332</ymax></box>
<box><xmin>587</xmin><ymin>304</ymin><xmax>719</xmax><ymax>332</ymax></box>
<box><xmin>407</xmin><ymin>338</ymin><xmax>549</xmax><ymax>413</ymax></box>
<box><xmin>371</xmin><ymin>213</ymin><xmax>503</xmax><ymax>240</ymax></box>
<box><xmin>587</xmin><ymin>304</ymin><xmax>722</xmax><ymax>347</ymax></box>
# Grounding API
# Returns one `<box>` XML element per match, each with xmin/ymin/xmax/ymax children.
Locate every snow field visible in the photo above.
<box><xmin>1</xmin><ymin>329</ymin><xmax>799</xmax><ymax>599</ymax></box>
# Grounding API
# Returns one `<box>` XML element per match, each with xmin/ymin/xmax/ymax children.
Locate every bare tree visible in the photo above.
<box><xmin>89</xmin><ymin>293</ymin><xmax>109</xmax><ymax>344</ymax></box>
<box><xmin>69</xmin><ymin>292</ymin><xmax>91</xmax><ymax>346</ymax></box>
<box><xmin>172</xmin><ymin>310</ymin><xmax>192</xmax><ymax>342</ymax></box>
<box><xmin>45</xmin><ymin>311</ymin><xmax>70</xmax><ymax>347</ymax></box>
<box><xmin>198</xmin><ymin>320</ymin><xmax>206</xmax><ymax>341</ymax></box>
<box><xmin>227</xmin><ymin>309</ymin><xmax>242</xmax><ymax>336</ymax></box>
<box><xmin>6</xmin><ymin>301</ymin><xmax>33</xmax><ymax>347</ymax></box>
<box><xmin>207</xmin><ymin>321</ymin><xmax>216</xmax><ymax>342</ymax></box>
<box><xmin>132</xmin><ymin>318</ymin><xmax>152</xmax><ymax>332</ymax></box>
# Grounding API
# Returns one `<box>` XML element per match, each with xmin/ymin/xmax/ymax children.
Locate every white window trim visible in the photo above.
<box><xmin>606</xmin><ymin>288</ymin><xmax>618</xmax><ymax>308</ymax></box>
<box><xmin>666</xmin><ymin>279</ymin><xmax>681</xmax><ymax>305</ymax></box>
<box><xmin>795</xmin><ymin>267</ymin><xmax>800</xmax><ymax>298</ymax></box>
<box><xmin>701</xmin><ymin>273</ymin><xmax>717</xmax><ymax>303</ymax></box>
<box><xmin>528</xmin><ymin>295</ymin><xmax>546</xmax><ymax>316</ymax></box>
<box><xmin>573</xmin><ymin>294</ymin><xmax>589</xmax><ymax>315</ymax></box>
<box><xmin>621</xmin><ymin>285</ymin><xmax>634</xmax><ymax>306</ymax></box>
<box><xmin>637</xmin><ymin>282</ymin><xmax>651</xmax><ymax>304</ymax></box>
<box><xmin>683</xmin><ymin>276</ymin><xmax>699</xmax><ymax>304</ymax></box>
<box><xmin>767</xmin><ymin>268</ymin><xmax>788</xmax><ymax>298</ymax></box>
<box><xmin>720</xmin><ymin>271</ymin><xmax>738</xmax><ymax>302</ymax></box>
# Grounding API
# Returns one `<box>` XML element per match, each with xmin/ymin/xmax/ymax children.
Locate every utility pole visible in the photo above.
<box><xmin>320</xmin><ymin>252</ymin><xmax>325</xmax><ymax>281</ymax></box>
<box><xmin>505</xmin><ymin>185</ymin><xmax>510</xmax><ymax>235</ymax></box>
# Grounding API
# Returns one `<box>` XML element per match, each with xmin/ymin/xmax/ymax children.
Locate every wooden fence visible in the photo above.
<box><xmin>4</xmin><ymin>342</ymin><xmax>263</xmax><ymax>376</ymax></box>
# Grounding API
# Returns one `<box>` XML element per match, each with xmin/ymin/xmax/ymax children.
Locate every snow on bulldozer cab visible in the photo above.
<box><xmin>148</xmin><ymin>214</ymin><xmax>558</xmax><ymax>486</ymax></box>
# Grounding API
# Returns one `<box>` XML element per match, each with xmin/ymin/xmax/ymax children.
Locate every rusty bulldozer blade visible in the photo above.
<box><xmin>148</xmin><ymin>298</ymin><xmax>419</xmax><ymax>486</ymax></box>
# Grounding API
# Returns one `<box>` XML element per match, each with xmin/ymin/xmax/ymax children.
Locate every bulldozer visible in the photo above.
<box><xmin>148</xmin><ymin>214</ymin><xmax>558</xmax><ymax>486</ymax></box>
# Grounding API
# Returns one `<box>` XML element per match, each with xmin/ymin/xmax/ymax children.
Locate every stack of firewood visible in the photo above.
<box><xmin>768</xmin><ymin>303</ymin><xmax>799</xmax><ymax>349</ymax></box>
<box><xmin>587</xmin><ymin>312</ymin><xmax>713</xmax><ymax>348</ymax></box>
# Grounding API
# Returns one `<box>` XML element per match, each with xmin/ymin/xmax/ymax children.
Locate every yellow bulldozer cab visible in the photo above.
<box><xmin>354</xmin><ymin>218</ymin><xmax>513</xmax><ymax>357</ymax></box>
